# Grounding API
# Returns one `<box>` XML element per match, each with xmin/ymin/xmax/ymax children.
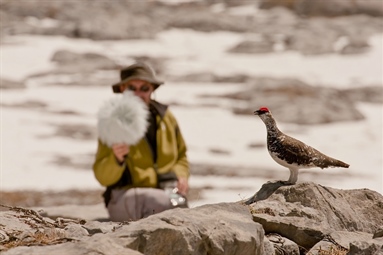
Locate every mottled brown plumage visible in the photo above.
<box><xmin>254</xmin><ymin>107</ymin><xmax>349</xmax><ymax>184</ymax></box>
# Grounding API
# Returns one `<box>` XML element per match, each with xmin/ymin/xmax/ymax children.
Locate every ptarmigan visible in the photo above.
<box><xmin>254</xmin><ymin>107</ymin><xmax>349</xmax><ymax>184</ymax></box>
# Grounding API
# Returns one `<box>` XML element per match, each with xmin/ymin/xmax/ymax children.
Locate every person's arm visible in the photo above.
<box><xmin>173</xmin><ymin>124</ymin><xmax>190</xmax><ymax>196</ymax></box>
<box><xmin>92</xmin><ymin>140</ymin><xmax>128</xmax><ymax>187</ymax></box>
<box><xmin>111</xmin><ymin>143</ymin><xmax>130</xmax><ymax>163</ymax></box>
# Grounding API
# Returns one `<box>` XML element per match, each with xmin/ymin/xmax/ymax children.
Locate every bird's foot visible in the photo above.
<box><xmin>278</xmin><ymin>180</ymin><xmax>295</xmax><ymax>186</ymax></box>
<box><xmin>267</xmin><ymin>180</ymin><xmax>283</xmax><ymax>185</ymax></box>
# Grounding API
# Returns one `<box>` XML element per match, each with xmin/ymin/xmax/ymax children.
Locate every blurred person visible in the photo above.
<box><xmin>93</xmin><ymin>62</ymin><xmax>190</xmax><ymax>221</ymax></box>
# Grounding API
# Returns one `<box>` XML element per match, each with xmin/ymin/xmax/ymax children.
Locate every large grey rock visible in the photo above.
<box><xmin>267</xmin><ymin>233</ymin><xmax>300</xmax><ymax>255</ymax></box>
<box><xmin>1</xmin><ymin>203</ymin><xmax>266</xmax><ymax>255</ymax></box>
<box><xmin>0</xmin><ymin>207</ymin><xmax>83</xmax><ymax>253</ymax></box>
<box><xmin>219</xmin><ymin>77</ymin><xmax>365</xmax><ymax>124</ymax></box>
<box><xmin>26</xmin><ymin>50</ymin><xmax>120</xmax><ymax>86</ymax></box>
<box><xmin>263</xmin><ymin>238</ymin><xmax>276</xmax><ymax>255</ymax></box>
<box><xmin>50</xmin><ymin>50</ymin><xmax>118</xmax><ymax>71</ymax></box>
<box><xmin>0</xmin><ymin>210</ymin><xmax>36</xmax><ymax>234</ymax></box>
<box><xmin>168</xmin><ymin>10</ymin><xmax>249</xmax><ymax>33</ymax></box>
<box><xmin>259</xmin><ymin>0</ymin><xmax>383</xmax><ymax>16</ymax></box>
<box><xmin>63</xmin><ymin>223</ymin><xmax>89</xmax><ymax>239</ymax></box>
<box><xmin>169</xmin><ymin>72</ymin><xmax>250</xmax><ymax>83</ymax></box>
<box><xmin>287</xmin><ymin>18</ymin><xmax>340</xmax><ymax>55</ymax></box>
<box><xmin>343</xmin><ymin>86</ymin><xmax>383</xmax><ymax>104</ymax></box>
<box><xmin>308</xmin><ymin>231</ymin><xmax>373</xmax><ymax>254</ymax></box>
<box><xmin>82</xmin><ymin>220</ymin><xmax>119</xmax><ymax>235</ymax></box>
<box><xmin>0</xmin><ymin>79</ymin><xmax>26</xmax><ymax>90</ymax></box>
<box><xmin>374</xmin><ymin>227</ymin><xmax>383</xmax><ymax>239</ymax></box>
<box><xmin>228</xmin><ymin>39</ymin><xmax>275</xmax><ymax>54</ymax></box>
<box><xmin>348</xmin><ymin>238</ymin><xmax>383</xmax><ymax>255</ymax></box>
<box><xmin>112</xmin><ymin>202</ymin><xmax>265</xmax><ymax>255</ymax></box>
<box><xmin>246</xmin><ymin>182</ymin><xmax>383</xmax><ymax>249</ymax></box>
<box><xmin>3</xmin><ymin>234</ymin><xmax>143</xmax><ymax>255</ymax></box>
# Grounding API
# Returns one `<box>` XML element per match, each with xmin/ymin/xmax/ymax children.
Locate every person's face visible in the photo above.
<box><xmin>119</xmin><ymin>79</ymin><xmax>154</xmax><ymax>105</ymax></box>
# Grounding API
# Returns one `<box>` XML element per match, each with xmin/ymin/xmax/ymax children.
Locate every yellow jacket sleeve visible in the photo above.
<box><xmin>167</xmin><ymin>112</ymin><xmax>190</xmax><ymax>179</ymax></box>
<box><xmin>93</xmin><ymin>140</ymin><xmax>125</xmax><ymax>187</ymax></box>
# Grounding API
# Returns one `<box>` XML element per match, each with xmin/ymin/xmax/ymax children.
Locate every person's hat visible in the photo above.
<box><xmin>112</xmin><ymin>62</ymin><xmax>164</xmax><ymax>93</ymax></box>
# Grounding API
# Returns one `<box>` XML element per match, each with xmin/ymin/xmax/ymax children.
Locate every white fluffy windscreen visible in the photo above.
<box><xmin>97</xmin><ymin>91</ymin><xmax>149</xmax><ymax>147</ymax></box>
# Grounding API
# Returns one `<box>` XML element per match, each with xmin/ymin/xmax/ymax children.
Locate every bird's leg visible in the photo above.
<box><xmin>284</xmin><ymin>168</ymin><xmax>298</xmax><ymax>185</ymax></box>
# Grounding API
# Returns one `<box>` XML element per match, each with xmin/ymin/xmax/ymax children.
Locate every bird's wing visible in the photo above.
<box><xmin>277</xmin><ymin>135</ymin><xmax>349</xmax><ymax>169</ymax></box>
<box><xmin>272</xmin><ymin>135</ymin><xmax>319</xmax><ymax>167</ymax></box>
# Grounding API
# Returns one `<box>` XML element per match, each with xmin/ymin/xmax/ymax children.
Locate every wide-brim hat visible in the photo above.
<box><xmin>112</xmin><ymin>62</ymin><xmax>164</xmax><ymax>93</ymax></box>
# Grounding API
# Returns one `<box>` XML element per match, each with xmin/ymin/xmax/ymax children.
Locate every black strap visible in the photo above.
<box><xmin>103</xmin><ymin>165</ymin><xmax>132</xmax><ymax>207</ymax></box>
<box><xmin>146</xmin><ymin>107</ymin><xmax>158</xmax><ymax>162</ymax></box>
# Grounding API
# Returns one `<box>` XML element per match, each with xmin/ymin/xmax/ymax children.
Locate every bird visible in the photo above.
<box><xmin>254</xmin><ymin>107</ymin><xmax>349</xmax><ymax>184</ymax></box>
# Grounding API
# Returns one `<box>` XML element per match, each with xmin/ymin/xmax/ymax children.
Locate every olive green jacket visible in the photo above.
<box><xmin>93</xmin><ymin>100</ymin><xmax>189</xmax><ymax>189</ymax></box>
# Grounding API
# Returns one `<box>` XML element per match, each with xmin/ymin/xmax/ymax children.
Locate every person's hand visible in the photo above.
<box><xmin>177</xmin><ymin>177</ymin><xmax>189</xmax><ymax>196</ymax></box>
<box><xmin>112</xmin><ymin>143</ymin><xmax>129</xmax><ymax>163</ymax></box>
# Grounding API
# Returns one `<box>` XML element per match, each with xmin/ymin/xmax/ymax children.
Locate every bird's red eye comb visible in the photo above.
<box><xmin>259</xmin><ymin>107</ymin><xmax>269</xmax><ymax>112</ymax></box>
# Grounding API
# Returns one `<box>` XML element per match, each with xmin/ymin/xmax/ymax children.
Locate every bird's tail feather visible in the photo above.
<box><xmin>327</xmin><ymin>158</ymin><xmax>349</xmax><ymax>168</ymax></box>
<box><xmin>333</xmin><ymin>159</ymin><xmax>349</xmax><ymax>168</ymax></box>
<box><xmin>317</xmin><ymin>156</ymin><xmax>350</xmax><ymax>169</ymax></box>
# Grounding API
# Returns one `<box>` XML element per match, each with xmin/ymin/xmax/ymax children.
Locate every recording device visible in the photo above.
<box><xmin>158</xmin><ymin>173</ymin><xmax>188</xmax><ymax>208</ymax></box>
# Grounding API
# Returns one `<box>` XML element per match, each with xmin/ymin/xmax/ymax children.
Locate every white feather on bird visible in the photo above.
<box><xmin>97</xmin><ymin>91</ymin><xmax>149</xmax><ymax>147</ymax></box>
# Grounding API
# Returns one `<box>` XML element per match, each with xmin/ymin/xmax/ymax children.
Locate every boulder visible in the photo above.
<box><xmin>26</xmin><ymin>50</ymin><xmax>120</xmax><ymax>86</ymax></box>
<box><xmin>111</xmin><ymin>203</ymin><xmax>265</xmax><ymax>255</ymax></box>
<box><xmin>308</xmin><ymin>231</ymin><xmax>373</xmax><ymax>254</ymax></box>
<box><xmin>1</xmin><ymin>203</ymin><xmax>266</xmax><ymax>255</ymax></box>
<box><xmin>168</xmin><ymin>72</ymin><xmax>250</xmax><ymax>83</ymax></box>
<box><xmin>286</xmin><ymin>18</ymin><xmax>340</xmax><ymax>55</ymax></box>
<box><xmin>263</xmin><ymin>238</ymin><xmax>276</xmax><ymax>255</ymax></box>
<box><xmin>63</xmin><ymin>223</ymin><xmax>89</xmax><ymax>239</ymax></box>
<box><xmin>82</xmin><ymin>220</ymin><xmax>118</xmax><ymax>235</ymax></box>
<box><xmin>218</xmin><ymin>77</ymin><xmax>365</xmax><ymax>124</ymax></box>
<box><xmin>374</xmin><ymin>227</ymin><xmax>383</xmax><ymax>239</ymax></box>
<box><xmin>343</xmin><ymin>86</ymin><xmax>383</xmax><ymax>104</ymax></box>
<box><xmin>348</xmin><ymin>238</ymin><xmax>383</xmax><ymax>255</ymax></box>
<box><xmin>259</xmin><ymin>0</ymin><xmax>383</xmax><ymax>17</ymax></box>
<box><xmin>167</xmin><ymin>10</ymin><xmax>249</xmax><ymax>33</ymax></box>
<box><xmin>50</xmin><ymin>50</ymin><xmax>118</xmax><ymax>71</ymax></box>
<box><xmin>228</xmin><ymin>39</ymin><xmax>275</xmax><ymax>54</ymax></box>
<box><xmin>2</xmin><ymin>234</ymin><xmax>143</xmax><ymax>255</ymax></box>
<box><xmin>0</xmin><ymin>79</ymin><xmax>26</xmax><ymax>90</ymax></box>
<box><xmin>246</xmin><ymin>182</ymin><xmax>383</xmax><ymax>249</ymax></box>
<box><xmin>266</xmin><ymin>233</ymin><xmax>300</xmax><ymax>254</ymax></box>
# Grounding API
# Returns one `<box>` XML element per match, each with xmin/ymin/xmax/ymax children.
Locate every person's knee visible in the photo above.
<box><xmin>141</xmin><ymin>188</ymin><xmax>172</xmax><ymax>217</ymax></box>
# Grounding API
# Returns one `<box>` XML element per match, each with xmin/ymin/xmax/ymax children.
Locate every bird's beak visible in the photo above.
<box><xmin>254</xmin><ymin>110</ymin><xmax>260</xmax><ymax>115</ymax></box>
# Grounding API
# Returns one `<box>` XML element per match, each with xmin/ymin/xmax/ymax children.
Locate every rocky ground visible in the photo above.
<box><xmin>1</xmin><ymin>0</ymin><xmax>382</xmax><ymax>208</ymax></box>
<box><xmin>1</xmin><ymin>182</ymin><xmax>383</xmax><ymax>255</ymax></box>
